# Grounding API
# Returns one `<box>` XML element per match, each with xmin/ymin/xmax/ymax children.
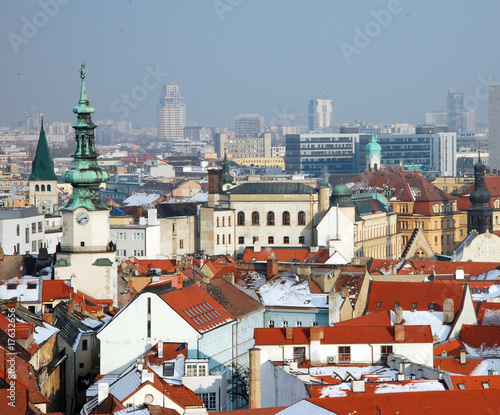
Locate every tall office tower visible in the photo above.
<box><xmin>463</xmin><ymin>110</ymin><xmax>476</xmax><ymax>134</ymax></box>
<box><xmin>425</xmin><ymin>111</ymin><xmax>447</xmax><ymax>126</ymax></box>
<box><xmin>234</xmin><ymin>113</ymin><xmax>264</xmax><ymax>138</ymax></box>
<box><xmin>447</xmin><ymin>87</ymin><xmax>464</xmax><ymax>134</ymax></box>
<box><xmin>308</xmin><ymin>99</ymin><xmax>334</xmax><ymax>132</ymax></box>
<box><xmin>158</xmin><ymin>84</ymin><xmax>186</xmax><ymax>141</ymax></box>
<box><xmin>489</xmin><ymin>85</ymin><xmax>500</xmax><ymax>173</ymax></box>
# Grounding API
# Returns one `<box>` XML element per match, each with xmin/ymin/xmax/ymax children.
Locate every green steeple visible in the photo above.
<box><xmin>59</xmin><ymin>63</ymin><xmax>110</xmax><ymax>212</ymax></box>
<box><xmin>29</xmin><ymin>115</ymin><xmax>57</xmax><ymax>181</ymax></box>
<box><xmin>365</xmin><ymin>135</ymin><xmax>382</xmax><ymax>158</ymax></box>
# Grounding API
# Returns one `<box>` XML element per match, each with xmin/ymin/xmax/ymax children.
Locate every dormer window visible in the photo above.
<box><xmin>27</xmin><ymin>283</ymin><xmax>37</xmax><ymax>290</ymax></box>
<box><xmin>429</xmin><ymin>303</ymin><xmax>435</xmax><ymax>311</ymax></box>
<box><xmin>412</xmin><ymin>302</ymin><xmax>417</xmax><ymax>310</ymax></box>
<box><xmin>376</xmin><ymin>301</ymin><xmax>382</xmax><ymax>308</ymax></box>
<box><xmin>7</xmin><ymin>284</ymin><xmax>17</xmax><ymax>290</ymax></box>
<box><xmin>163</xmin><ymin>362</ymin><xmax>175</xmax><ymax>377</ymax></box>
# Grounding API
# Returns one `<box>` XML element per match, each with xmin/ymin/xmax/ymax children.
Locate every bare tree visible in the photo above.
<box><xmin>228</xmin><ymin>361</ymin><xmax>249</xmax><ymax>407</ymax></box>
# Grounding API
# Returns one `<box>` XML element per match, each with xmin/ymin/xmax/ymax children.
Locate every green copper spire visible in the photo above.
<box><xmin>29</xmin><ymin>114</ymin><xmax>57</xmax><ymax>181</ymax></box>
<box><xmin>365</xmin><ymin>135</ymin><xmax>382</xmax><ymax>158</ymax></box>
<box><xmin>59</xmin><ymin>64</ymin><xmax>110</xmax><ymax>212</ymax></box>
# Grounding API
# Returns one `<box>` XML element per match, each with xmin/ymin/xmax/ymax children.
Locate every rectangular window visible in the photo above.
<box><xmin>82</xmin><ymin>339</ymin><xmax>88</xmax><ymax>351</ymax></box>
<box><xmin>186</xmin><ymin>364</ymin><xmax>197</xmax><ymax>376</ymax></box>
<box><xmin>376</xmin><ymin>301</ymin><xmax>382</xmax><ymax>308</ymax></box>
<box><xmin>282</xmin><ymin>321</ymin><xmax>288</xmax><ymax>327</ymax></box>
<box><xmin>381</xmin><ymin>345</ymin><xmax>393</xmax><ymax>355</ymax></box>
<box><xmin>217</xmin><ymin>234</ymin><xmax>220</xmax><ymax>245</ymax></box>
<box><xmin>32</xmin><ymin>223</ymin><xmax>36</xmax><ymax>233</ymax></box>
<box><xmin>269</xmin><ymin>320</ymin><xmax>274</xmax><ymax>327</ymax></box>
<box><xmin>253</xmin><ymin>236</ymin><xmax>259</xmax><ymax>243</ymax></box>
<box><xmin>32</xmin><ymin>240</ymin><xmax>37</xmax><ymax>252</ymax></box>
<box><xmin>198</xmin><ymin>392</ymin><xmax>217</xmax><ymax>411</ymax></box>
<box><xmin>268</xmin><ymin>236</ymin><xmax>274</xmax><ymax>244</ymax></box>
<box><xmin>299</xmin><ymin>236</ymin><xmax>305</xmax><ymax>244</ymax></box>
<box><xmin>293</xmin><ymin>347</ymin><xmax>306</xmax><ymax>362</ymax></box>
<box><xmin>179</xmin><ymin>239</ymin><xmax>184</xmax><ymax>249</ymax></box>
<box><xmin>163</xmin><ymin>362</ymin><xmax>175</xmax><ymax>376</ymax></box>
<box><xmin>38</xmin><ymin>221</ymin><xmax>42</xmax><ymax>232</ymax></box>
<box><xmin>238</xmin><ymin>236</ymin><xmax>244</xmax><ymax>244</ymax></box>
<box><xmin>228</xmin><ymin>216</ymin><xmax>231</xmax><ymax>227</ymax></box>
<box><xmin>296</xmin><ymin>321</ymin><xmax>302</xmax><ymax>327</ymax></box>
<box><xmin>27</xmin><ymin>283</ymin><xmax>37</xmax><ymax>290</ymax></box>
<box><xmin>283</xmin><ymin>236</ymin><xmax>289</xmax><ymax>244</ymax></box>
<box><xmin>25</xmin><ymin>227</ymin><xmax>29</xmax><ymax>243</ymax></box>
<box><xmin>222</xmin><ymin>234</ymin><xmax>225</xmax><ymax>244</ymax></box>
<box><xmin>338</xmin><ymin>346</ymin><xmax>351</xmax><ymax>362</ymax></box>
<box><xmin>16</xmin><ymin>225</ymin><xmax>20</xmax><ymax>236</ymax></box>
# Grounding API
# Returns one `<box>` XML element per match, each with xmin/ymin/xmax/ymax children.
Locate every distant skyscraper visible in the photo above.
<box><xmin>425</xmin><ymin>111</ymin><xmax>447</xmax><ymax>126</ymax></box>
<box><xmin>447</xmin><ymin>87</ymin><xmax>463</xmax><ymax>134</ymax></box>
<box><xmin>489</xmin><ymin>85</ymin><xmax>500</xmax><ymax>173</ymax></box>
<box><xmin>308</xmin><ymin>99</ymin><xmax>334</xmax><ymax>132</ymax></box>
<box><xmin>234</xmin><ymin>114</ymin><xmax>264</xmax><ymax>138</ymax></box>
<box><xmin>463</xmin><ymin>110</ymin><xmax>476</xmax><ymax>134</ymax></box>
<box><xmin>158</xmin><ymin>84</ymin><xmax>185</xmax><ymax>141</ymax></box>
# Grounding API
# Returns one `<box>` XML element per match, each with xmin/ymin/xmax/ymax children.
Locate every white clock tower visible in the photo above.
<box><xmin>54</xmin><ymin>64</ymin><xmax>118</xmax><ymax>305</ymax></box>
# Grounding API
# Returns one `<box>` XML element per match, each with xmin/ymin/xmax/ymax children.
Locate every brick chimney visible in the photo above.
<box><xmin>460</xmin><ymin>349</ymin><xmax>467</xmax><ymax>364</ymax></box>
<box><xmin>443</xmin><ymin>298</ymin><xmax>454</xmax><ymax>323</ymax></box>
<box><xmin>249</xmin><ymin>348</ymin><xmax>261</xmax><ymax>409</ymax></box>
<box><xmin>67</xmin><ymin>297</ymin><xmax>75</xmax><ymax>313</ymax></box>
<box><xmin>394</xmin><ymin>306</ymin><xmax>403</xmax><ymax>325</ymax></box>
<box><xmin>394</xmin><ymin>324</ymin><xmax>405</xmax><ymax>342</ymax></box>
<box><xmin>310</xmin><ymin>326</ymin><xmax>324</xmax><ymax>341</ymax></box>
<box><xmin>285</xmin><ymin>326</ymin><xmax>293</xmax><ymax>340</ymax></box>
<box><xmin>266</xmin><ymin>258</ymin><xmax>279</xmax><ymax>280</ymax></box>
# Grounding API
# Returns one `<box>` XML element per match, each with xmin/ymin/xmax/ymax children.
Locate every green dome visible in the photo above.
<box><xmin>365</xmin><ymin>135</ymin><xmax>381</xmax><ymax>158</ymax></box>
<box><xmin>332</xmin><ymin>183</ymin><xmax>351</xmax><ymax>196</ymax></box>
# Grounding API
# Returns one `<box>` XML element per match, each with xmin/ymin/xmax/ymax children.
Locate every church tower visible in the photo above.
<box><xmin>54</xmin><ymin>64</ymin><xmax>117</xmax><ymax>304</ymax></box>
<box><xmin>29</xmin><ymin>115</ymin><xmax>58</xmax><ymax>214</ymax></box>
<box><xmin>365</xmin><ymin>135</ymin><xmax>381</xmax><ymax>171</ymax></box>
<box><xmin>467</xmin><ymin>151</ymin><xmax>493</xmax><ymax>235</ymax></box>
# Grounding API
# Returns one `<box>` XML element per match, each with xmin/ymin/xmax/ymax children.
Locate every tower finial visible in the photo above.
<box><xmin>80</xmin><ymin>63</ymin><xmax>86</xmax><ymax>80</ymax></box>
<box><xmin>40</xmin><ymin>113</ymin><xmax>44</xmax><ymax>128</ymax></box>
<box><xmin>478</xmin><ymin>148</ymin><xmax>482</xmax><ymax>162</ymax></box>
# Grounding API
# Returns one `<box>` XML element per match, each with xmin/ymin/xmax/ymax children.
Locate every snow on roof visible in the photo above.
<box><xmin>373</xmin><ymin>380</ymin><xmax>445</xmax><ymax>394</ymax></box>
<box><xmin>318</xmin><ymin>383</ymin><xmax>351</xmax><ymax>398</ymax></box>
<box><xmin>472</xmin><ymin>270</ymin><xmax>500</xmax><ymax>280</ymax></box>
<box><xmin>187</xmin><ymin>192</ymin><xmax>208</xmax><ymax>202</ymax></box>
<box><xmin>33</xmin><ymin>322</ymin><xmax>59</xmax><ymax>346</ymax></box>
<box><xmin>469</xmin><ymin>358</ymin><xmax>500</xmax><ymax>376</ymax></box>
<box><xmin>276</xmin><ymin>400</ymin><xmax>334</xmax><ymax>415</ymax></box>
<box><xmin>472</xmin><ymin>284</ymin><xmax>500</xmax><ymax>302</ymax></box>
<box><xmin>299</xmin><ymin>365</ymin><xmax>398</xmax><ymax>381</ymax></box>
<box><xmin>113</xmin><ymin>406</ymin><xmax>149</xmax><ymax>415</ymax></box>
<box><xmin>0</xmin><ymin>277</ymin><xmax>40</xmax><ymax>302</ymax></box>
<box><xmin>390</xmin><ymin>310</ymin><xmax>451</xmax><ymax>342</ymax></box>
<box><xmin>257</xmin><ymin>272</ymin><xmax>327</xmax><ymax>308</ymax></box>
<box><xmin>123</xmin><ymin>192</ymin><xmax>161</xmax><ymax>206</ymax></box>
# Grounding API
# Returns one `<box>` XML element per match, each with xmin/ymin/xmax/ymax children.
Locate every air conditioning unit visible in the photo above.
<box><xmin>327</xmin><ymin>356</ymin><xmax>336</xmax><ymax>364</ymax></box>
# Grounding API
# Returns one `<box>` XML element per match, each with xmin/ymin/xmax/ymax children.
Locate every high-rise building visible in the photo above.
<box><xmin>234</xmin><ymin>114</ymin><xmax>264</xmax><ymax>138</ymax></box>
<box><xmin>447</xmin><ymin>87</ymin><xmax>463</xmax><ymax>134</ymax></box>
<box><xmin>463</xmin><ymin>110</ymin><xmax>476</xmax><ymax>134</ymax></box>
<box><xmin>425</xmin><ymin>111</ymin><xmax>447</xmax><ymax>126</ymax></box>
<box><xmin>489</xmin><ymin>85</ymin><xmax>500</xmax><ymax>173</ymax></box>
<box><xmin>308</xmin><ymin>99</ymin><xmax>333</xmax><ymax>132</ymax></box>
<box><xmin>158</xmin><ymin>84</ymin><xmax>186</xmax><ymax>141</ymax></box>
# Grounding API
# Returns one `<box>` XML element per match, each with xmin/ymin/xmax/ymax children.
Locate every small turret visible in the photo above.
<box><xmin>365</xmin><ymin>135</ymin><xmax>382</xmax><ymax>171</ymax></box>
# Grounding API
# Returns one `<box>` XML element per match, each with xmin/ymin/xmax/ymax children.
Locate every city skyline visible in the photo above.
<box><xmin>2</xmin><ymin>1</ymin><xmax>500</xmax><ymax>128</ymax></box>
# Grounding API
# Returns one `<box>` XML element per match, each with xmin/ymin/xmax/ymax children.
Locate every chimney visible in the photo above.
<box><xmin>285</xmin><ymin>326</ymin><xmax>293</xmax><ymax>340</ymax></box>
<box><xmin>460</xmin><ymin>350</ymin><xmax>467</xmax><ymax>364</ymax></box>
<box><xmin>97</xmin><ymin>382</ymin><xmax>109</xmax><ymax>404</ymax></box>
<box><xmin>158</xmin><ymin>340</ymin><xmax>163</xmax><ymax>359</ymax></box>
<box><xmin>455</xmin><ymin>268</ymin><xmax>464</xmax><ymax>279</ymax></box>
<box><xmin>394</xmin><ymin>306</ymin><xmax>403</xmax><ymax>325</ymax></box>
<box><xmin>67</xmin><ymin>297</ymin><xmax>75</xmax><ymax>313</ymax></box>
<box><xmin>42</xmin><ymin>312</ymin><xmax>53</xmax><ymax>325</ymax></box>
<box><xmin>147</xmin><ymin>207</ymin><xmax>158</xmax><ymax>226</ymax></box>
<box><xmin>208</xmin><ymin>169</ymin><xmax>222</xmax><ymax>194</ymax></box>
<box><xmin>394</xmin><ymin>324</ymin><xmax>405</xmax><ymax>342</ymax></box>
<box><xmin>222</xmin><ymin>272</ymin><xmax>235</xmax><ymax>285</ymax></box>
<box><xmin>328</xmin><ymin>291</ymin><xmax>340</xmax><ymax>325</ymax></box>
<box><xmin>351</xmin><ymin>379</ymin><xmax>365</xmax><ymax>393</ymax></box>
<box><xmin>141</xmin><ymin>368</ymin><xmax>154</xmax><ymax>384</ymax></box>
<box><xmin>310</xmin><ymin>326</ymin><xmax>324</xmax><ymax>342</ymax></box>
<box><xmin>397</xmin><ymin>373</ymin><xmax>405</xmax><ymax>382</ymax></box>
<box><xmin>488</xmin><ymin>369</ymin><xmax>499</xmax><ymax>376</ymax></box>
<box><xmin>443</xmin><ymin>298</ymin><xmax>454</xmax><ymax>323</ymax></box>
<box><xmin>249</xmin><ymin>348</ymin><xmax>261</xmax><ymax>409</ymax></box>
<box><xmin>266</xmin><ymin>258</ymin><xmax>279</xmax><ymax>280</ymax></box>
<box><xmin>392</xmin><ymin>264</ymin><xmax>397</xmax><ymax>275</ymax></box>
<box><xmin>341</xmin><ymin>286</ymin><xmax>349</xmax><ymax>298</ymax></box>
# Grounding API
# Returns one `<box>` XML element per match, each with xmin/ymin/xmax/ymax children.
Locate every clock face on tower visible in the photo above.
<box><xmin>76</xmin><ymin>211</ymin><xmax>90</xmax><ymax>226</ymax></box>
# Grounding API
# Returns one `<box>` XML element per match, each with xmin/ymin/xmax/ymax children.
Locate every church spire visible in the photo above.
<box><xmin>29</xmin><ymin>114</ymin><xmax>57</xmax><ymax>181</ymax></box>
<box><xmin>59</xmin><ymin>64</ymin><xmax>110</xmax><ymax>212</ymax></box>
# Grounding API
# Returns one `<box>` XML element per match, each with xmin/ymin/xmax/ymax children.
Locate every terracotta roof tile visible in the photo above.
<box><xmin>449</xmin><ymin>375</ymin><xmax>500</xmax><ymax>390</ymax></box>
<box><xmin>242</xmin><ymin>247</ymin><xmax>330</xmax><ymax>264</ymax></box>
<box><xmin>433</xmin><ymin>338</ymin><xmax>465</xmax><ymax>356</ymax></box>
<box><xmin>161</xmin><ymin>285</ymin><xmax>235</xmax><ymax>333</ymax></box>
<box><xmin>477</xmin><ymin>302</ymin><xmax>500</xmax><ymax>325</ymax></box>
<box><xmin>334</xmin><ymin>310</ymin><xmax>392</xmax><ymax>327</ymax></box>
<box><xmin>42</xmin><ymin>280</ymin><xmax>73</xmax><ymax>302</ymax></box>
<box><xmin>460</xmin><ymin>324</ymin><xmax>500</xmax><ymax>350</ymax></box>
<box><xmin>433</xmin><ymin>356</ymin><xmax>482</xmax><ymax>375</ymax></box>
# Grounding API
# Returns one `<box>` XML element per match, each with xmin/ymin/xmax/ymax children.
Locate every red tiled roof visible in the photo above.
<box><xmin>161</xmin><ymin>285</ymin><xmax>235</xmax><ymax>333</ymax></box>
<box><xmin>241</xmin><ymin>247</ymin><xmax>330</xmax><ymax>263</ymax></box>
<box><xmin>433</xmin><ymin>356</ymin><xmax>482</xmax><ymax>375</ymax></box>
<box><xmin>477</xmin><ymin>302</ymin><xmax>500</xmax><ymax>325</ymax></box>
<box><xmin>450</xmin><ymin>375</ymin><xmax>500</xmax><ymax>389</ymax></box>
<box><xmin>0</xmin><ymin>313</ymin><xmax>33</xmax><ymax>339</ymax></box>
<box><xmin>366</xmin><ymin>281</ymin><xmax>465</xmax><ymax>313</ymax></box>
<box><xmin>433</xmin><ymin>338</ymin><xmax>465</xmax><ymax>356</ymax></box>
<box><xmin>254</xmin><ymin>325</ymin><xmax>432</xmax><ymax>346</ymax></box>
<box><xmin>144</xmin><ymin>342</ymin><xmax>188</xmax><ymax>366</ymax></box>
<box><xmin>217</xmin><ymin>408</ymin><xmax>285</xmax><ymax>415</ymax></box>
<box><xmin>334</xmin><ymin>310</ymin><xmax>392</xmax><ymax>327</ymax></box>
<box><xmin>131</xmin><ymin>258</ymin><xmax>178</xmax><ymax>275</ymax></box>
<box><xmin>312</xmin><ymin>389</ymin><xmax>500</xmax><ymax>415</ymax></box>
<box><xmin>42</xmin><ymin>280</ymin><xmax>73</xmax><ymax>302</ymax></box>
<box><xmin>460</xmin><ymin>324</ymin><xmax>500</xmax><ymax>349</ymax></box>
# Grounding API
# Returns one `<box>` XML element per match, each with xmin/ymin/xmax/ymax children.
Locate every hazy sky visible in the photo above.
<box><xmin>2</xmin><ymin>0</ymin><xmax>500</xmax><ymax>128</ymax></box>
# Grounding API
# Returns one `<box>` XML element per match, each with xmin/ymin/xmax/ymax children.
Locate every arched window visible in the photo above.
<box><xmin>252</xmin><ymin>211</ymin><xmax>260</xmax><ymax>225</ymax></box>
<box><xmin>47</xmin><ymin>185</ymin><xmax>51</xmax><ymax>191</ymax></box>
<box><xmin>267</xmin><ymin>211</ymin><xmax>275</xmax><ymax>226</ymax></box>
<box><xmin>282</xmin><ymin>211</ymin><xmax>290</xmax><ymax>226</ymax></box>
<box><xmin>237</xmin><ymin>211</ymin><xmax>245</xmax><ymax>226</ymax></box>
<box><xmin>41</xmin><ymin>185</ymin><xmax>45</xmax><ymax>191</ymax></box>
<box><xmin>298</xmin><ymin>211</ymin><xmax>306</xmax><ymax>225</ymax></box>
<box><xmin>35</xmin><ymin>185</ymin><xmax>40</xmax><ymax>191</ymax></box>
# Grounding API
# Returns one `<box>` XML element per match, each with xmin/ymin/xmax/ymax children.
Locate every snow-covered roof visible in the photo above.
<box><xmin>0</xmin><ymin>277</ymin><xmax>41</xmax><ymax>302</ymax></box>
<box><xmin>472</xmin><ymin>285</ymin><xmax>500</xmax><ymax>302</ymax></box>
<box><xmin>257</xmin><ymin>271</ymin><xmax>327</xmax><ymax>308</ymax></box>
<box><xmin>123</xmin><ymin>192</ymin><xmax>161</xmax><ymax>206</ymax></box>
<box><xmin>33</xmin><ymin>321</ymin><xmax>59</xmax><ymax>346</ymax></box>
<box><xmin>390</xmin><ymin>310</ymin><xmax>451</xmax><ymax>342</ymax></box>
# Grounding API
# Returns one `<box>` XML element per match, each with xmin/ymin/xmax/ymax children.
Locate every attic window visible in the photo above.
<box><xmin>27</xmin><ymin>283</ymin><xmax>37</xmax><ymax>289</ymax></box>
<box><xmin>376</xmin><ymin>301</ymin><xmax>382</xmax><ymax>308</ymax></box>
<box><xmin>482</xmin><ymin>382</ymin><xmax>490</xmax><ymax>389</ymax></box>
<box><xmin>163</xmin><ymin>362</ymin><xmax>175</xmax><ymax>377</ymax></box>
<box><xmin>457</xmin><ymin>383</ymin><xmax>465</xmax><ymax>390</ymax></box>
<box><xmin>484</xmin><ymin>287</ymin><xmax>489</xmax><ymax>294</ymax></box>
<box><xmin>7</xmin><ymin>284</ymin><xmax>17</xmax><ymax>290</ymax></box>
<box><xmin>412</xmin><ymin>302</ymin><xmax>417</xmax><ymax>310</ymax></box>
<box><xmin>429</xmin><ymin>303</ymin><xmax>435</xmax><ymax>311</ymax></box>
<box><xmin>394</xmin><ymin>302</ymin><xmax>400</xmax><ymax>308</ymax></box>
<box><xmin>475</xmin><ymin>287</ymin><xmax>481</xmax><ymax>294</ymax></box>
